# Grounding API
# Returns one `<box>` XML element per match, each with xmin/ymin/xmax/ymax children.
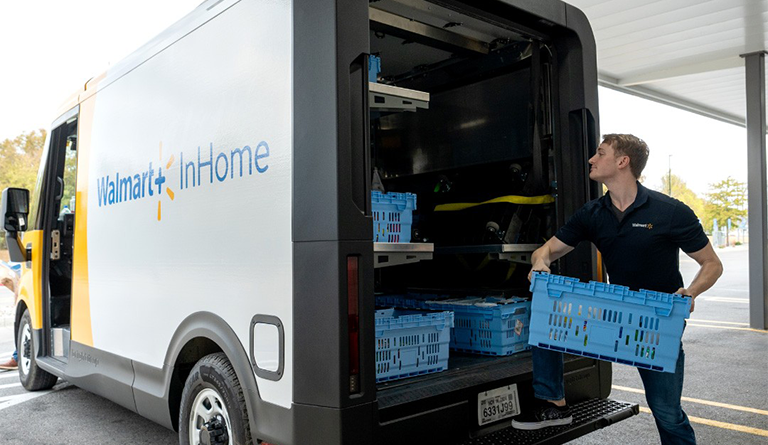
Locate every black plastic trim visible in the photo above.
<box><xmin>132</xmin><ymin>360</ymin><xmax>173</xmax><ymax>429</ymax></box>
<box><xmin>292</xmin><ymin>240</ymin><xmax>375</xmax><ymax>408</ymax></box>
<box><xmin>62</xmin><ymin>340</ymin><xmax>138</xmax><ymax>414</ymax></box>
<box><xmin>31</xmin><ymin>330</ymin><xmax>63</xmax><ymax>375</ymax></box>
<box><xmin>293</xmin><ymin>0</ymin><xmax>370</xmax><ymax>243</ymax></box>
<box><xmin>249</xmin><ymin>314</ymin><xmax>285</xmax><ymax>381</ymax></box>
<box><xmin>293</xmin><ymin>400</ymin><xmax>377</xmax><ymax>445</ymax></box>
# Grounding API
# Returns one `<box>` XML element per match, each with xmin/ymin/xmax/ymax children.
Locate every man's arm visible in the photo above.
<box><xmin>676</xmin><ymin>242</ymin><xmax>723</xmax><ymax>312</ymax></box>
<box><xmin>528</xmin><ymin>236</ymin><xmax>574</xmax><ymax>281</ymax></box>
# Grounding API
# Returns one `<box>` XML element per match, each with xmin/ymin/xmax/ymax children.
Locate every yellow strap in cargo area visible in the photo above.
<box><xmin>434</xmin><ymin>194</ymin><xmax>555</xmax><ymax>212</ymax></box>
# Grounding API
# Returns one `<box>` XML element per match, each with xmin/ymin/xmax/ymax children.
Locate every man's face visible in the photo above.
<box><xmin>589</xmin><ymin>142</ymin><xmax>627</xmax><ymax>182</ymax></box>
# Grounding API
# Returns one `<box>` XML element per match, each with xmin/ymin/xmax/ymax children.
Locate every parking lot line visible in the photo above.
<box><xmin>688</xmin><ymin>319</ymin><xmax>748</xmax><ymax>326</ymax></box>
<box><xmin>638</xmin><ymin>407</ymin><xmax>768</xmax><ymax>437</ymax></box>
<box><xmin>0</xmin><ymin>390</ymin><xmax>54</xmax><ymax>411</ymax></box>
<box><xmin>613</xmin><ymin>385</ymin><xmax>768</xmax><ymax>416</ymax></box>
<box><xmin>686</xmin><ymin>323</ymin><xmax>767</xmax><ymax>333</ymax></box>
<box><xmin>0</xmin><ymin>382</ymin><xmax>20</xmax><ymax>390</ymax></box>
<box><xmin>698</xmin><ymin>297</ymin><xmax>749</xmax><ymax>303</ymax></box>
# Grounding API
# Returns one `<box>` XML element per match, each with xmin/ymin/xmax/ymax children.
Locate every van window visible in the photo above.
<box><xmin>59</xmin><ymin>134</ymin><xmax>78</xmax><ymax>216</ymax></box>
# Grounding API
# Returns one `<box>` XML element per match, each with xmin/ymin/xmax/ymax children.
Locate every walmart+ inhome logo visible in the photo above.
<box><xmin>97</xmin><ymin>141</ymin><xmax>270</xmax><ymax>220</ymax></box>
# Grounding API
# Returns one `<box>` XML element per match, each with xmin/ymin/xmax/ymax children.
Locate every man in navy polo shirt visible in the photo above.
<box><xmin>512</xmin><ymin>134</ymin><xmax>723</xmax><ymax>444</ymax></box>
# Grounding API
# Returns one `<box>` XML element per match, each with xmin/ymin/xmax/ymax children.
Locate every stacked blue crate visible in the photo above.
<box><xmin>375</xmin><ymin>294</ymin><xmax>430</xmax><ymax>310</ymax></box>
<box><xmin>372</xmin><ymin>191</ymin><xmax>417</xmax><ymax>243</ymax></box>
<box><xmin>375</xmin><ymin>308</ymin><xmax>453</xmax><ymax>382</ymax></box>
<box><xmin>426</xmin><ymin>297</ymin><xmax>531</xmax><ymax>356</ymax></box>
<box><xmin>369</xmin><ymin>55</ymin><xmax>381</xmax><ymax>83</ymax></box>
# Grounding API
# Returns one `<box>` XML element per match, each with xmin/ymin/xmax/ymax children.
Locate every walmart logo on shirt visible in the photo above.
<box><xmin>632</xmin><ymin>223</ymin><xmax>653</xmax><ymax>230</ymax></box>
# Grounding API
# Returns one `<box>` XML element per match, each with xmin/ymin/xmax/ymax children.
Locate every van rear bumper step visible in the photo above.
<box><xmin>456</xmin><ymin>399</ymin><xmax>639</xmax><ymax>445</ymax></box>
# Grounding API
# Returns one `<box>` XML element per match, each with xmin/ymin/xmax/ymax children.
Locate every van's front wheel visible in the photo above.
<box><xmin>179</xmin><ymin>353</ymin><xmax>251</xmax><ymax>445</ymax></box>
<box><xmin>17</xmin><ymin>309</ymin><xmax>58</xmax><ymax>391</ymax></box>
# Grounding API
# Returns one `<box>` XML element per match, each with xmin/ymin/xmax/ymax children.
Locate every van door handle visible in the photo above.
<box><xmin>55</xmin><ymin>177</ymin><xmax>64</xmax><ymax>201</ymax></box>
<box><xmin>349</xmin><ymin>53</ymin><xmax>371</xmax><ymax>216</ymax></box>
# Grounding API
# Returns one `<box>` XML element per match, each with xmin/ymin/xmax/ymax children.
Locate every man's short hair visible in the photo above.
<box><xmin>602</xmin><ymin>133</ymin><xmax>649</xmax><ymax>179</ymax></box>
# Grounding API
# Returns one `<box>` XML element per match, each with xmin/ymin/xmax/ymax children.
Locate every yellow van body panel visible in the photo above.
<box><xmin>71</xmin><ymin>97</ymin><xmax>96</xmax><ymax>346</ymax></box>
<box><xmin>17</xmin><ymin>230</ymin><xmax>44</xmax><ymax>329</ymax></box>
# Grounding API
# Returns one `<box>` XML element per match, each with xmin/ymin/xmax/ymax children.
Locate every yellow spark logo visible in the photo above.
<box><xmin>157</xmin><ymin>142</ymin><xmax>176</xmax><ymax>221</ymax></box>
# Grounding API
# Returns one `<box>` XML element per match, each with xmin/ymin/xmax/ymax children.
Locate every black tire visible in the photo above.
<box><xmin>17</xmin><ymin>309</ymin><xmax>58</xmax><ymax>391</ymax></box>
<box><xmin>179</xmin><ymin>352</ymin><xmax>251</xmax><ymax>445</ymax></box>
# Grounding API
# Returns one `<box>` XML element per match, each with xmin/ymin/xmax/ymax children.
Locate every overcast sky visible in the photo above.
<box><xmin>599</xmin><ymin>87</ymin><xmax>748</xmax><ymax>197</ymax></box>
<box><xmin>0</xmin><ymin>0</ymin><xmax>748</xmax><ymax>198</ymax></box>
<box><xmin>0</xmin><ymin>0</ymin><xmax>201</xmax><ymax>140</ymax></box>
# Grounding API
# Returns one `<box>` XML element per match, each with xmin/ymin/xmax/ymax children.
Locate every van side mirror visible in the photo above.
<box><xmin>2</xmin><ymin>188</ymin><xmax>30</xmax><ymax>263</ymax></box>
<box><xmin>2</xmin><ymin>188</ymin><xmax>30</xmax><ymax>232</ymax></box>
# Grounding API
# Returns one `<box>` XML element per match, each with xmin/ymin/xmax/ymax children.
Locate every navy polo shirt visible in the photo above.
<box><xmin>555</xmin><ymin>182</ymin><xmax>709</xmax><ymax>294</ymax></box>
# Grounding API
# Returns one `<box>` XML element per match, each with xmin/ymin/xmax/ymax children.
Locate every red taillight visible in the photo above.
<box><xmin>347</xmin><ymin>256</ymin><xmax>360</xmax><ymax>394</ymax></box>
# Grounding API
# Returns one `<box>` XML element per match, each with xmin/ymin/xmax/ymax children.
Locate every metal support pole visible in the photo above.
<box><xmin>741</xmin><ymin>51</ymin><xmax>768</xmax><ymax>330</ymax></box>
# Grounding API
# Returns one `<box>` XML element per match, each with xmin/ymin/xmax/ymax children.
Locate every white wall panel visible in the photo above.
<box><xmin>86</xmin><ymin>0</ymin><xmax>294</xmax><ymax>408</ymax></box>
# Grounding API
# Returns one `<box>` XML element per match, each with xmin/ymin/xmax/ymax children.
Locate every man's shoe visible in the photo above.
<box><xmin>511</xmin><ymin>398</ymin><xmax>573</xmax><ymax>430</ymax></box>
<box><xmin>0</xmin><ymin>358</ymin><xmax>18</xmax><ymax>370</ymax></box>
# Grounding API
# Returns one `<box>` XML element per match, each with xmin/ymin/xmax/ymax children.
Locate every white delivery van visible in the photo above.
<box><xmin>1</xmin><ymin>1</ymin><xmax>638</xmax><ymax>444</ymax></box>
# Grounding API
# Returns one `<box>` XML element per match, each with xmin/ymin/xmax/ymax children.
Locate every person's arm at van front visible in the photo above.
<box><xmin>528</xmin><ymin>236</ymin><xmax>574</xmax><ymax>281</ymax></box>
<box><xmin>675</xmin><ymin>242</ymin><xmax>723</xmax><ymax>312</ymax></box>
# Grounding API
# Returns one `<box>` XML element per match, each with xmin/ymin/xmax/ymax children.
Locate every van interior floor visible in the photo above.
<box><xmin>377</xmin><ymin>352</ymin><xmax>598</xmax><ymax>410</ymax></box>
<box><xmin>377</xmin><ymin>352</ymin><xmax>535</xmax><ymax>410</ymax></box>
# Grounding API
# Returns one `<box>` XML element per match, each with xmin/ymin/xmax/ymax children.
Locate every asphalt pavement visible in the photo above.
<box><xmin>0</xmin><ymin>246</ymin><xmax>764</xmax><ymax>444</ymax></box>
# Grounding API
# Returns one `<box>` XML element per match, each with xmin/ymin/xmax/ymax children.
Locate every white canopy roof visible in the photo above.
<box><xmin>565</xmin><ymin>0</ymin><xmax>768</xmax><ymax>127</ymax></box>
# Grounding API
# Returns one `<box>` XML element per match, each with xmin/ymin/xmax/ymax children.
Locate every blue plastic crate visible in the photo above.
<box><xmin>372</xmin><ymin>191</ymin><xmax>417</xmax><ymax>243</ymax></box>
<box><xmin>0</xmin><ymin>260</ymin><xmax>21</xmax><ymax>277</ymax></box>
<box><xmin>375</xmin><ymin>294</ymin><xmax>430</xmax><ymax>310</ymax></box>
<box><xmin>375</xmin><ymin>308</ymin><xmax>453</xmax><ymax>382</ymax></box>
<box><xmin>369</xmin><ymin>55</ymin><xmax>381</xmax><ymax>83</ymax></box>
<box><xmin>375</xmin><ymin>292</ymin><xmax>452</xmax><ymax>310</ymax></box>
<box><xmin>425</xmin><ymin>297</ymin><xmax>531</xmax><ymax>356</ymax></box>
<box><xmin>529</xmin><ymin>272</ymin><xmax>691</xmax><ymax>373</ymax></box>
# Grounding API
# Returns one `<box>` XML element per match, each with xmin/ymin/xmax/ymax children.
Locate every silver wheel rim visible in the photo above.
<box><xmin>188</xmin><ymin>387</ymin><xmax>233</xmax><ymax>445</ymax></box>
<box><xmin>20</xmin><ymin>323</ymin><xmax>31</xmax><ymax>375</ymax></box>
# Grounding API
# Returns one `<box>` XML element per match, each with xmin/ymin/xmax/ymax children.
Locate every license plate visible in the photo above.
<box><xmin>477</xmin><ymin>384</ymin><xmax>520</xmax><ymax>426</ymax></box>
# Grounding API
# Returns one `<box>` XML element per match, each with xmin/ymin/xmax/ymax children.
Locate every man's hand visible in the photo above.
<box><xmin>528</xmin><ymin>237</ymin><xmax>573</xmax><ymax>282</ymax></box>
<box><xmin>528</xmin><ymin>263</ymin><xmax>551</xmax><ymax>282</ymax></box>
<box><xmin>675</xmin><ymin>287</ymin><xmax>695</xmax><ymax>313</ymax></box>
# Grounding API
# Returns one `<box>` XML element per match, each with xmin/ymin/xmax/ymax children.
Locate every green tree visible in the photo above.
<box><xmin>0</xmin><ymin>129</ymin><xmax>46</xmax><ymax>192</ymax></box>
<box><xmin>0</xmin><ymin>129</ymin><xmax>46</xmax><ymax>251</ymax></box>
<box><xmin>659</xmin><ymin>174</ymin><xmax>708</xmax><ymax>228</ymax></box>
<box><xmin>703</xmin><ymin>177</ymin><xmax>747</xmax><ymax>233</ymax></box>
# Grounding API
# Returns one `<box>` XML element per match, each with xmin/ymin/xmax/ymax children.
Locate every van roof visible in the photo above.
<box><xmin>54</xmin><ymin>0</ymin><xmax>231</xmax><ymax>119</ymax></box>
